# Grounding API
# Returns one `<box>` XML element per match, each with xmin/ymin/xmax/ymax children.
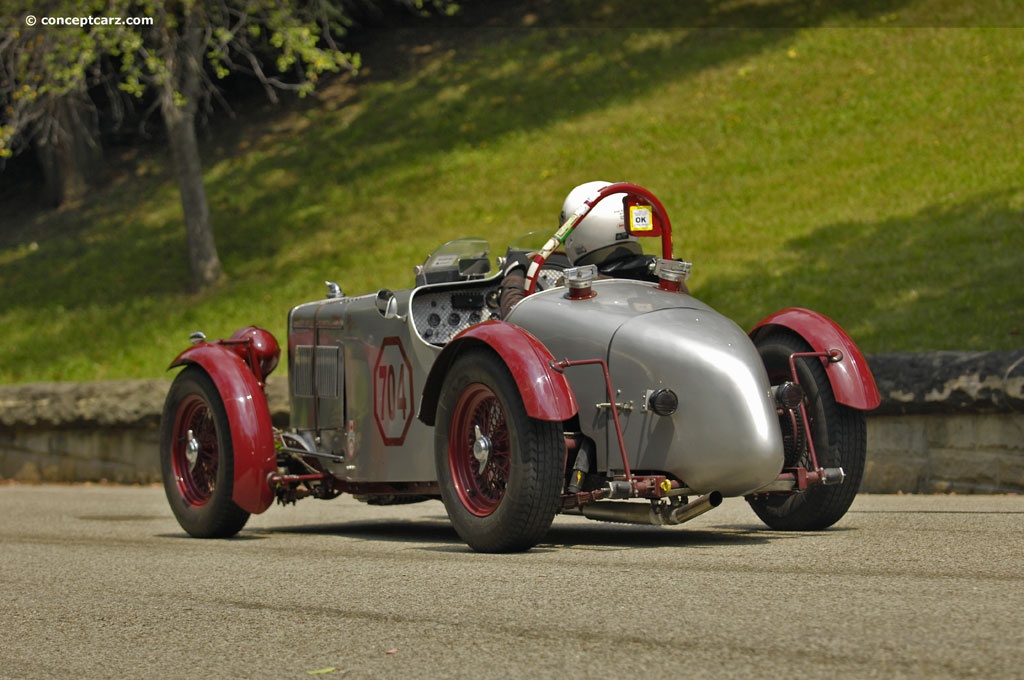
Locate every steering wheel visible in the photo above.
<box><xmin>523</xmin><ymin>182</ymin><xmax>675</xmax><ymax>295</ymax></box>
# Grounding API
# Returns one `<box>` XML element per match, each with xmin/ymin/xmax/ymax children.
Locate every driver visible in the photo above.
<box><xmin>561</xmin><ymin>180</ymin><xmax>644</xmax><ymax>270</ymax></box>
<box><xmin>499</xmin><ymin>181</ymin><xmax>687</xmax><ymax>317</ymax></box>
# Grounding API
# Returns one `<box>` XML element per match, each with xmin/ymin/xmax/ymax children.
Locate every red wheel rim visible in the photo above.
<box><xmin>448</xmin><ymin>383</ymin><xmax>511</xmax><ymax>517</ymax></box>
<box><xmin>171</xmin><ymin>394</ymin><xmax>219</xmax><ymax>507</ymax></box>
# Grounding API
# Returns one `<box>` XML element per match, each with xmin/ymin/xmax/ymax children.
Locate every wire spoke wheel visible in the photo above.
<box><xmin>160</xmin><ymin>366</ymin><xmax>250</xmax><ymax>538</ymax></box>
<box><xmin>170</xmin><ymin>395</ymin><xmax>220</xmax><ymax>506</ymax></box>
<box><xmin>449</xmin><ymin>384</ymin><xmax>512</xmax><ymax>516</ymax></box>
<box><xmin>436</xmin><ymin>349</ymin><xmax>564</xmax><ymax>552</ymax></box>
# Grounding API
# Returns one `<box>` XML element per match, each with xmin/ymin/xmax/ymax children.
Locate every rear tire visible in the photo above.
<box><xmin>747</xmin><ymin>332</ymin><xmax>866</xmax><ymax>531</ymax></box>
<box><xmin>435</xmin><ymin>349</ymin><xmax>564</xmax><ymax>552</ymax></box>
<box><xmin>160</xmin><ymin>366</ymin><xmax>250</xmax><ymax>538</ymax></box>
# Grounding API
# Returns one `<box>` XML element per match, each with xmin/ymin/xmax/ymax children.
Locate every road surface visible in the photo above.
<box><xmin>1</xmin><ymin>485</ymin><xmax>1021</xmax><ymax>679</ymax></box>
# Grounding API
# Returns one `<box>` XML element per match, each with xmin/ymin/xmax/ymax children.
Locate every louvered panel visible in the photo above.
<box><xmin>293</xmin><ymin>345</ymin><xmax>314</xmax><ymax>397</ymax></box>
<box><xmin>315</xmin><ymin>345</ymin><xmax>340</xmax><ymax>397</ymax></box>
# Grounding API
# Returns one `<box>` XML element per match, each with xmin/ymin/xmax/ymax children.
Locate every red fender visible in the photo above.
<box><xmin>170</xmin><ymin>344</ymin><xmax>276</xmax><ymax>514</ymax></box>
<box><xmin>751</xmin><ymin>307</ymin><xmax>881</xmax><ymax>411</ymax></box>
<box><xmin>419</xmin><ymin>320</ymin><xmax>579</xmax><ymax>426</ymax></box>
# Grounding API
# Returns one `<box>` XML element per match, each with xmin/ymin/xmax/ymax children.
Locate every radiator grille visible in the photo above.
<box><xmin>293</xmin><ymin>345</ymin><xmax>341</xmax><ymax>398</ymax></box>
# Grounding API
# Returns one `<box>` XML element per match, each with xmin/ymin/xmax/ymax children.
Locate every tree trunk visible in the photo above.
<box><xmin>164</xmin><ymin>105</ymin><xmax>222</xmax><ymax>292</ymax></box>
<box><xmin>161</xmin><ymin>23</ymin><xmax>222</xmax><ymax>293</ymax></box>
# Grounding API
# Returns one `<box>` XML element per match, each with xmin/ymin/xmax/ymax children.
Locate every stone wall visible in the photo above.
<box><xmin>0</xmin><ymin>379</ymin><xmax>290</xmax><ymax>485</ymax></box>
<box><xmin>1</xmin><ymin>352</ymin><xmax>1022</xmax><ymax>493</ymax></box>
<box><xmin>863</xmin><ymin>351</ymin><xmax>1023</xmax><ymax>493</ymax></box>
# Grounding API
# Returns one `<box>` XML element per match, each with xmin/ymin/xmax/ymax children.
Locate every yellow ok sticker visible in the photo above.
<box><xmin>629</xmin><ymin>205</ymin><xmax>653</xmax><ymax>232</ymax></box>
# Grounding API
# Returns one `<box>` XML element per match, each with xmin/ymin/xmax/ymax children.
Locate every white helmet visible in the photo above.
<box><xmin>561</xmin><ymin>181</ymin><xmax>642</xmax><ymax>266</ymax></box>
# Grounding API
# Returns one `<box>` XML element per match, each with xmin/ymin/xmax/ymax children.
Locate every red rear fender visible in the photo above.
<box><xmin>419</xmin><ymin>321</ymin><xmax>579</xmax><ymax>426</ymax></box>
<box><xmin>170</xmin><ymin>343</ymin><xmax>276</xmax><ymax>514</ymax></box>
<box><xmin>751</xmin><ymin>307</ymin><xmax>881</xmax><ymax>411</ymax></box>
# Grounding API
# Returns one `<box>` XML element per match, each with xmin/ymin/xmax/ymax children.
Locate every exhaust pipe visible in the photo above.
<box><xmin>668</xmin><ymin>491</ymin><xmax>724</xmax><ymax>524</ymax></box>
<box><xmin>581</xmin><ymin>492</ymin><xmax>723</xmax><ymax>526</ymax></box>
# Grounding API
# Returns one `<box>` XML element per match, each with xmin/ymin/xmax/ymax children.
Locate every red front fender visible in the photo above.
<box><xmin>170</xmin><ymin>344</ymin><xmax>276</xmax><ymax>514</ymax></box>
<box><xmin>751</xmin><ymin>307</ymin><xmax>881</xmax><ymax>411</ymax></box>
<box><xmin>419</xmin><ymin>320</ymin><xmax>579</xmax><ymax>426</ymax></box>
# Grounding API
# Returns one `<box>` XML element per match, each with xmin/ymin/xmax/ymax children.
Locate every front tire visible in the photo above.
<box><xmin>747</xmin><ymin>331</ymin><xmax>866</xmax><ymax>531</ymax></box>
<box><xmin>160</xmin><ymin>366</ymin><xmax>250</xmax><ymax>538</ymax></box>
<box><xmin>435</xmin><ymin>348</ymin><xmax>564</xmax><ymax>552</ymax></box>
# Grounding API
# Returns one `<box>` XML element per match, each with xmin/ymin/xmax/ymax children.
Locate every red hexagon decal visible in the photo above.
<box><xmin>373</xmin><ymin>336</ymin><xmax>414</xmax><ymax>446</ymax></box>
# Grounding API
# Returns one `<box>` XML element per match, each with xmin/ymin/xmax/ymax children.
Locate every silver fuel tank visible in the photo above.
<box><xmin>506</xmin><ymin>279</ymin><xmax>784</xmax><ymax>496</ymax></box>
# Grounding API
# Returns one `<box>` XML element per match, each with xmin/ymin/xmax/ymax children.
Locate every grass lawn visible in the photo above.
<box><xmin>1</xmin><ymin>0</ymin><xmax>1022</xmax><ymax>383</ymax></box>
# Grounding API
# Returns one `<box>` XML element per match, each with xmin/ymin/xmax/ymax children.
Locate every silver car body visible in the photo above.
<box><xmin>287</xmin><ymin>265</ymin><xmax>783</xmax><ymax>498</ymax></box>
<box><xmin>507</xmin><ymin>280</ymin><xmax>783</xmax><ymax>496</ymax></box>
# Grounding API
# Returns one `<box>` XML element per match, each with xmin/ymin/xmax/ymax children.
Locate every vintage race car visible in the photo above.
<box><xmin>160</xmin><ymin>182</ymin><xmax>880</xmax><ymax>552</ymax></box>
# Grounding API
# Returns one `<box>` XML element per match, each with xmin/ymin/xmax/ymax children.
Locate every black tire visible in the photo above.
<box><xmin>160</xmin><ymin>366</ymin><xmax>250</xmax><ymax>538</ymax></box>
<box><xmin>747</xmin><ymin>331</ymin><xmax>866</xmax><ymax>531</ymax></box>
<box><xmin>435</xmin><ymin>348</ymin><xmax>564</xmax><ymax>552</ymax></box>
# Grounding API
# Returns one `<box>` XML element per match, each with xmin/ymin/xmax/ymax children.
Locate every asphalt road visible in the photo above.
<box><xmin>1</xmin><ymin>485</ymin><xmax>1022</xmax><ymax>680</ymax></box>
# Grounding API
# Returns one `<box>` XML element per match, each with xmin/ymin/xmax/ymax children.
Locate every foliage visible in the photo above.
<box><xmin>1</xmin><ymin>1</ymin><xmax>379</xmax><ymax>159</ymax></box>
<box><xmin>0</xmin><ymin>0</ymin><xmax>1022</xmax><ymax>382</ymax></box>
<box><xmin>0</xmin><ymin>1</ymin><xmax>119</xmax><ymax>158</ymax></box>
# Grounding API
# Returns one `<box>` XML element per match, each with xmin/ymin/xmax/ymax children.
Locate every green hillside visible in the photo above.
<box><xmin>1</xmin><ymin>0</ymin><xmax>1022</xmax><ymax>383</ymax></box>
